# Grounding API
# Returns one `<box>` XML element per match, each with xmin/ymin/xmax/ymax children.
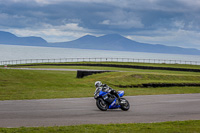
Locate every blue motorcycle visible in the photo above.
<box><xmin>94</xmin><ymin>90</ymin><xmax>130</xmax><ymax>111</ymax></box>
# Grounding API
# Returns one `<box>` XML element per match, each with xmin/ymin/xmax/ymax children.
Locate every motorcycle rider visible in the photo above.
<box><xmin>94</xmin><ymin>81</ymin><xmax>121</xmax><ymax>104</ymax></box>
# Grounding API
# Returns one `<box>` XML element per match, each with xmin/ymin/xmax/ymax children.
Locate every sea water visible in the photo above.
<box><xmin>0</xmin><ymin>44</ymin><xmax>200</xmax><ymax>62</ymax></box>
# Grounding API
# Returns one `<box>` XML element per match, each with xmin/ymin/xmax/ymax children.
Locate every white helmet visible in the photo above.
<box><xmin>95</xmin><ymin>81</ymin><xmax>102</xmax><ymax>88</ymax></box>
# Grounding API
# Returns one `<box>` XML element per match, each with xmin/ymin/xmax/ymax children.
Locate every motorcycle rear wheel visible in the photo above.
<box><xmin>96</xmin><ymin>98</ymin><xmax>108</xmax><ymax>111</ymax></box>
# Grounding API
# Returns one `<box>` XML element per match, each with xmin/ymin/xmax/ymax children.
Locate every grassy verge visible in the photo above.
<box><xmin>11</xmin><ymin>65</ymin><xmax>200</xmax><ymax>75</ymax></box>
<box><xmin>1</xmin><ymin>67</ymin><xmax>200</xmax><ymax>100</ymax></box>
<box><xmin>7</xmin><ymin>61</ymin><xmax>200</xmax><ymax>70</ymax></box>
<box><xmin>0</xmin><ymin>120</ymin><xmax>200</xmax><ymax>133</ymax></box>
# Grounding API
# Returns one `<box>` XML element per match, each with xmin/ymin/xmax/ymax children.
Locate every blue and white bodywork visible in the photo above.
<box><xmin>94</xmin><ymin>90</ymin><xmax>130</xmax><ymax>111</ymax></box>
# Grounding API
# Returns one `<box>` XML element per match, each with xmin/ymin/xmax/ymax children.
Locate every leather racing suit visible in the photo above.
<box><xmin>95</xmin><ymin>84</ymin><xmax>120</xmax><ymax>100</ymax></box>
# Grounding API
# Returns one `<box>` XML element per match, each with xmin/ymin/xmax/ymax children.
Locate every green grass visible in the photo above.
<box><xmin>10</xmin><ymin>63</ymin><xmax>200</xmax><ymax>77</ymax></box>
<box><xmin>1</xmin><ymin>66</ymin><xmax>200</xmax><ymax>100</ymax></box>
<box><xmin>0</xmin><ymin>69</ymin><xmax>87</xmax><ymax>100</ymax></box>
<box><xmin>0</xmin><ymin>120</ymin><xmax>200</xmax><ymax>133</ymax></box>
<box><xmin>88</xmin><ymin>71</ymin><xmax>200</xmax><ymax>85</ymax></box>
<box><xmin>14</xmin><ymin>64</ymin><xmax>200</xmax><ymax>73</ymax></box>
<box><xmin>8</xmin><ymin>61</ymin><xmax>200</xmax><ymax>69</ymax></box>
<box><xmin>124</xmin><ymin>87</ymin><xmax>200</xmax><ymax>95</ymax></box>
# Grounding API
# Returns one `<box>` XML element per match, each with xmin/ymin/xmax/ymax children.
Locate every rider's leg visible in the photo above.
<box><xmin>110</xmin><ymin>90</ymin><xmax>121</xmax><ymax>104</ymax></box>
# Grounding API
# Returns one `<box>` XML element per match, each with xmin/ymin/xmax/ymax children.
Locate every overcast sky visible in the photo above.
<box><xmin>1</xmin><ymin>0</ymin><xmax>200</xmax><ymax>49</ymax></box>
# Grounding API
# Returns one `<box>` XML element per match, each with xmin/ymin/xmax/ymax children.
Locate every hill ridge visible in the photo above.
<box><xmin>0</xmin><ymin>30</ymin><xmax>200</xmax><ymax>55</ymax></box>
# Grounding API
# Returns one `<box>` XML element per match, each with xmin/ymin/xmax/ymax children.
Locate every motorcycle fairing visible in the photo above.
<box><xmin>98</xmin><ymin>90</ymin><xmax>121</xmax><ymax>109</ymax></box>
<box><xmin>118</xmin><ymin>91</ymin><xmax>124</xmax><ymax>97</ymax></box>
<box><xmin>99</xmin><ymin>91</ymin><xmax>107</xmax><ymax>96</ymax></box>
<box><xmin>108</xmin><ymin>98</ymin><xmax>121</xmax><ymax>109</ymax></box>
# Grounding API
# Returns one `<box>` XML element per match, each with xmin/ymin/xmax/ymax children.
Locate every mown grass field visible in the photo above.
<box><xmin>11</xmin><ymin>61</ymin><xmax>200</xmax><ymax>70</ymax></box>
<box><xmin>0</xmin><ymin>120</ymin><xmax>200</xmax><ymax>133</ymax></box>
<box><xmin>0</xmin><ymin>62</ymin><xmax>200</xmax><ymax>100</ymax></box>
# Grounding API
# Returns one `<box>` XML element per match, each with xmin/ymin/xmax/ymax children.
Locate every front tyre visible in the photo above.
<box><xmin>96</xmin><ymin>98</ymin><xmax>108</xmax><ymax>111</ymax></box>
<box><xmin>120</xmin><ymin>98</ymin><xmax>130</xmax><ymax>111</ymax></box>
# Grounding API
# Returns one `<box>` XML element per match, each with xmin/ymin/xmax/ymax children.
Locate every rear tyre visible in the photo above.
<box><xmin>96</xmin><ymin>98</ymin><xmax>108</xmax><ymax>111</ymax></box>
<box><xmin>120</xmin><ymin>98</ymin><xmax>130</xmax><ymax>111</ymax></box>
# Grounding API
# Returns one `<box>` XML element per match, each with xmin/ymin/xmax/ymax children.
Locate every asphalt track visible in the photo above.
<box><xmin>0</xmin><ymin>94</ymin><xmax>200</xmax><ymax>127</ymax></box>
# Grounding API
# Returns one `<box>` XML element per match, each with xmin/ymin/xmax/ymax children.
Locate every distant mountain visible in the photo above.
<box><xmin>50</xmin><ymin>34</ymin><xmax>200</xmax><ymax>55</ymax></box>
<box><xmin>0</xmin><ymin>31</ymin><xmax>47</xmax><ymax>46</ymax></box>
<box><xmin>0</xmin><ymin>30</ymin><xmax>200</xmax><ymax>55</ymax></box>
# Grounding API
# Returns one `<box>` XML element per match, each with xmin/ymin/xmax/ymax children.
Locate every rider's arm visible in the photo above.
<box><xmin>103</xmin><ymin>84</ymin><xmax>113</xmax><ymax>90</ymax></box>
<box><xmin>95</xmin><ymin>87</ymin><xmax>102</xmax><ymax>92</ymax></box>
<box><xmin>102</xmin><ymin>84</ymin><xmax>112</xmax><ymax>92</ymax></box>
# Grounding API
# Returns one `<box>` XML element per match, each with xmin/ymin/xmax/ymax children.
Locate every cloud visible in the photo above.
<box><xmin>127</xmin><ymin>29</ymin><xmax>200</xmax><ymax>49</ymax></box>
<box><xmin>0</xmin><ymin>0</ymin><xmax>200</xmax><ymax>49</ymax></box>
<box><xmin>99</xmin><ymin>9</ymin><xmax>144</xmax><ymax>29</ymax></box>
<box><xmin>100</xmin><ymin>19</ymin><xmax>144</xmax><ymax>29</ymax></box>
<box><xmin>6</xmin><ymin>23</ymin><xmax>92</xmax><ymax>42</ymax></box>
<box><xmin>1</xmin><ymin>0</ymin><xmax>200</xmax><ymax>31</ymax></box>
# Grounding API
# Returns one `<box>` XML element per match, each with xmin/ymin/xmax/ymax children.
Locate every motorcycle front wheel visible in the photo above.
<box><xmin>96</xmin><ymin>98</ymin><xmax>108</xmax><ymax>111</ymax></box>
<box><xmin>120</xmin><ymin>98</ymin><xmax>130</xmax><ymax>111</ymax></box>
